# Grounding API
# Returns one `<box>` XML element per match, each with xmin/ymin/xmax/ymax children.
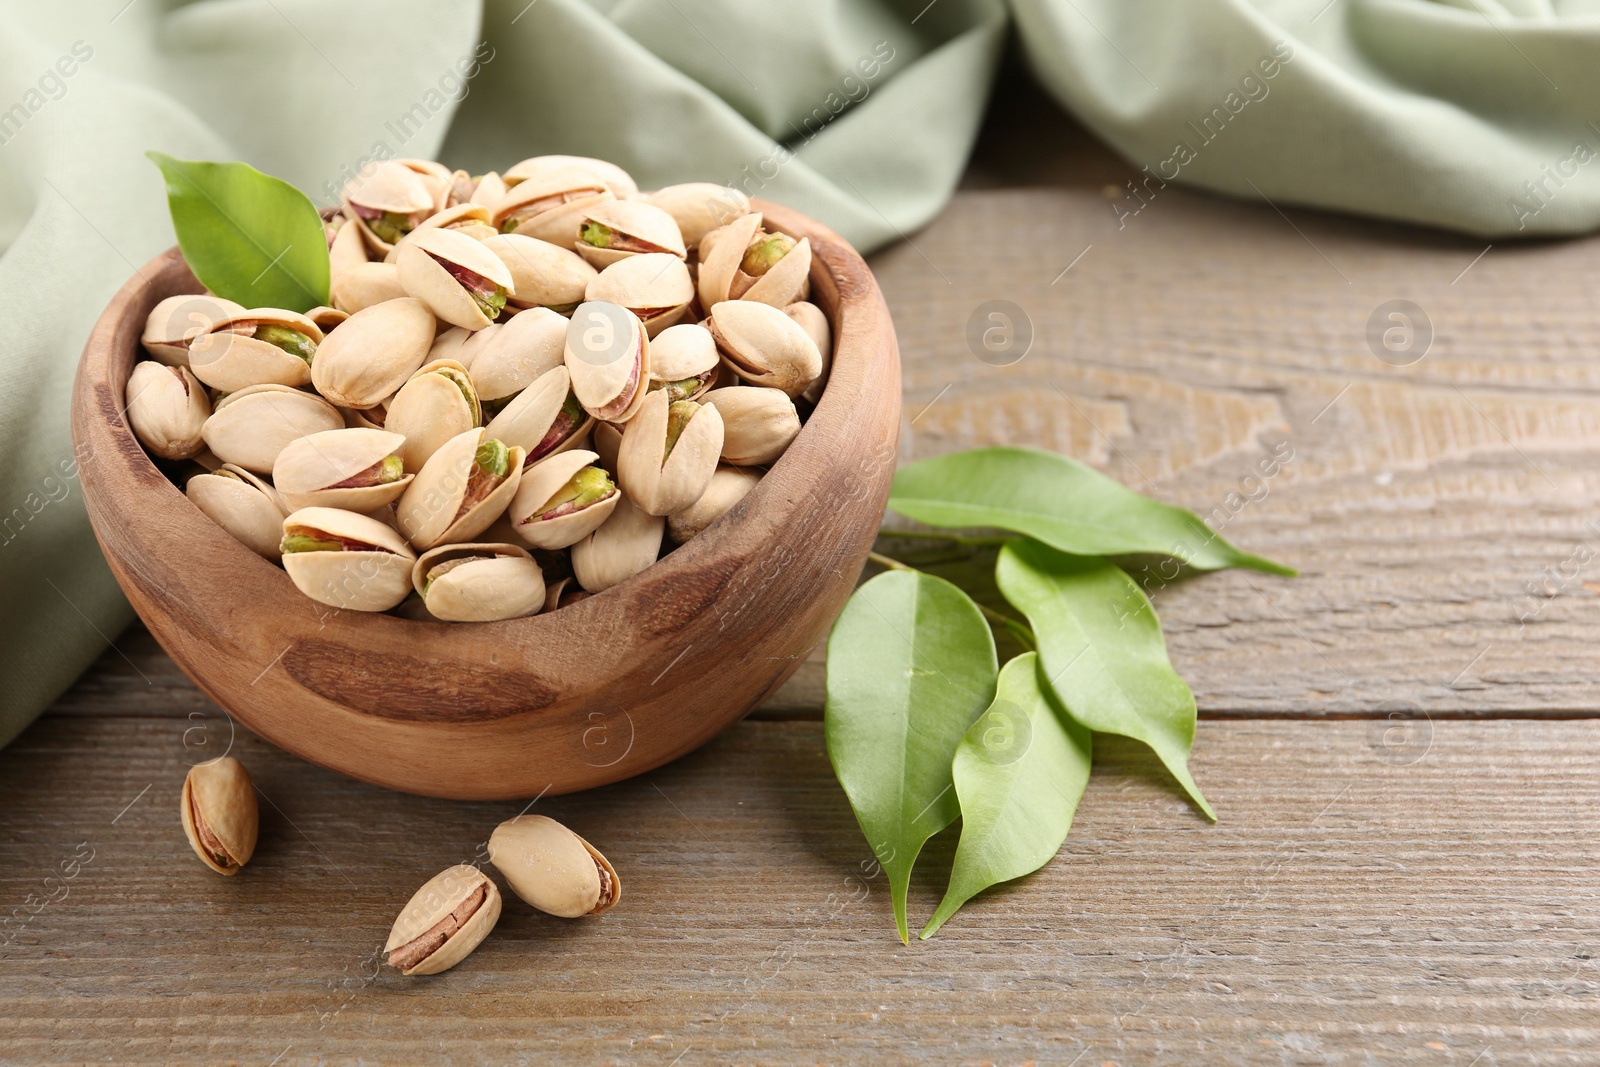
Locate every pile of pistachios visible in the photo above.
<box><xmin>128</xmin><ymin>156</ymin><xmax>828</xmax><ymax>621</ymax></box>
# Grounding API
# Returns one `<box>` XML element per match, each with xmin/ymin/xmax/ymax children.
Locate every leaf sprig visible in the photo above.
<box><xmin>824</xmin><ymin>446</ymin><xmax>1294</xmax><ymax>940</ymax></box>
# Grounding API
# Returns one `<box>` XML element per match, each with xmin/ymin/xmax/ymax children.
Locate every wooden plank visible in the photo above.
<box><xmin>2</xmin><ymin>709</ymin><xmax>1597</xmax><ymax>1064</ymax></box>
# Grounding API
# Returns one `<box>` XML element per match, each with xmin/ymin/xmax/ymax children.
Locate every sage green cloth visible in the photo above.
<box><xmin>2</xmin><ymin>0</ymin><xmax>1598</xmax><ymax>748</ymax></box>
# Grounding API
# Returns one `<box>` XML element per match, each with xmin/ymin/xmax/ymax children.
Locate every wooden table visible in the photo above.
<box><xmin>7</xmin><ymin>86</ymin><xmax>1600</xmax><ymax>1065</ymax></box>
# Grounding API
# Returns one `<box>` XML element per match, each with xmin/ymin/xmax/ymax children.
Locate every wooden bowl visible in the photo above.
<box><xmin>71</xmin><ymin>202</ymin><xmax>900</xmax><ymax>800</ymax></box>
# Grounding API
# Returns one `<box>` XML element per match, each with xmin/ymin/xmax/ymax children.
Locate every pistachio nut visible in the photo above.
<box><xmin>181</xmin><ymin>756</ymin><xmax>258</xmax><ymax>876</ymax></box>
<box><xmin>574</xmin><ymin>199</ymin><xmax>687</xmax><ymax>268</ymax></box>
<box><xmin>125</xmin><ymin>361</ymin><xmax>210</xmax><ymax>460</ymax></box>
<box><xmin>201</xmin><ymin>384</ymin><xmax>344</xmax><ymax>474</ymax></box>
<box><xmin>616</xmin><ymin>390</ymin><xmax>724</xmax><ymax>516</ymax></box>
<box><xmin>492</xmin><ymin>167</ymin><xmax>615</xmax><ymax>246</ymax></box>
<box><xmin>646</xmin><ymin>323</ymin><xmax>718</xmax><ymax>402</ymax></box>
<box><xmin>411</xmin><ymin>542</ymin><xmax>546</xmax><ymax>622</ymax></box>
<box><xmin>305</xmin><ymin>305</ymin><xmax>350</xmax><ymax>333</ymax></box>
<box><xmin>644</xmin><ymin>182</ymin><xmax>750</xmax><ymax>250</ymax></box>
<box><xmin>280</xmin><ymin>506</ymin><xmax>417</xmax><ymax>611</ymax></box>
<box><xmin>272</xmin><ymin>428</ymin><xmax>412</xmax><ymax>512</ymax></box>
<box><xmin>395</xmin><ymin>157</ymin><xmax>455</xmax><ymax>213</ymax></box>
<box><xmin>585</xmin><ymin>253</ymin><xmax>694</xmax><ymax>337</ymax></box>
<box><xmin>385</xmin><ymin>864</ymin><xmax>502</xmax><ymax>976</ymax></box>
<box><xmin>542</xmin><ymin>575</ymin><xmax>575</xmax><ymax>612</ymax></box>
<box><xmin>342</xmin><ymin>160</ymin><xmax>437</xmax><ymax>255</ymax></box>
<box><xmin>504</xmin><ymin>155</ymin><xmax>637</xmax><ymax>199</ymax></box>
<box><xmin>396</xmin><ymin>227</ymin><xmax>517</xmax><ymax>331</ymax></box>
<box><xmin>466</xmin><ymin>307</ymin><xmax>568</xmax><ymax>413</ymax></box>
<box><xmin>509</xmin><ymin>449</ymin><xmax>620</xmax><ymax>550</ymax></box>
<box><xmin>141</xmin><ymin>294</ymin><xmax>246</xmax><ymax>366</ymax></box>
<box><xmin>341</xmin><ymin>398</ymin><xmax>392</xmax><ymax>431</ymax></box>
<box><xmin>707</xmin><ymin>299</ymin><xmax>823</xmax><ymax>398</ymax></box>
<box><xmin>488</xmin><ymin>814</ymin><xmax>620</xmax><ymax>918</ymax></box>
<box><xmin>328</xmin><ymin>214</ymin><xmax>369</xmax><ymax>277</ymax></box>
<box><xmin>386</xmin><ymin>359</ymin><xmax>482</xmax><ymax>472</ymax></box>
<box><xmin>450</xmin><ymin>169</ymin><xmax>508</xmax><ymax>209</ymax></box>
<box><xmin>701</xmin><ymin>385</ymin><xmax>801</xmax><ymax>465</ymax></box>
<box><xmin>429</xmin><ymin>325</ymin><xmax>474</xmax><ymax>367</ymax></box>
<box><xmin>592</xmin><ymin>419</ymin><xmax>623</xmax><ymax>477</ymax></box>
<box><xmin>564</xmin><ymin>301</ymin><xmax>651</xmax><ymax>423</ymax></box>
<box><xmin>400</xmin><ymin>202</ymin><xmax>498</xmax><ymax>248</ymax></box>
<box><xmin>698</xmin><ymin>213</ymin><xmax>811</xmax><ymax>308</ymax></box>
<box><xmin>668</xmin><ymin>464</ymin><xmax>762</xmax><ymax>542</ymax></box>
<box><xmin>186</xmin><ymin>463</ymin><xmax>288</xmax><ymax>560</ymax></box>
<box><xmin>570</xmin><ymin>491</ymin><xmax>664</xmax><ymax>593</ymax></box>
<box><xmin>483</xmin><ymin>365</ymin><xmax>593</xmax><ymax>466</ymax></box>
<box><xmin>186</xmin><ymin>309</ymin><xmax>323</xmax><ymax>393</ymax></box>
<box><xmin>480</xmin><ymin>233</ymin><xmax>596</xmax><ymax>313</ymax></box>
<box><xmin>785</xmin><ymin>301</ymin><xmax>832</xmax><ymax>404</ymax></box>
<box><xmin>312</xmin><ymin>297</ymin><xmax>435</xmax><ymax>409</ymax></box>
<box><xmin>396</xmin><ymin>428</ymin><xmax>525</xmax><ymax>550</ymax></box>
<box><xmin>331</xmin><ymin>262</ymin><xmax>409</xmax><ymax>314</ymax></box>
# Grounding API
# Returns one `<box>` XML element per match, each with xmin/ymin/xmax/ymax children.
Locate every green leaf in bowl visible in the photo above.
<box><xmin>146</xmin><ymin>151</ymin><xmax>330</xmax><ymax>312</ymax></box>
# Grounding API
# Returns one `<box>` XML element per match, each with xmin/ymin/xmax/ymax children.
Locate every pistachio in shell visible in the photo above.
<box><xmin>483</xmin><ymin>365</ymin><xmax>593</xmax><ymax>467</ymax></box>
<box><xmin>201</xmin><ymin>384</ymin><xmax>344</xmax><ymax>474</ymax></box>
<box><xmin>698</xmin><ymin>212</ymin><xmax>811</xmax><ymax>308</ymax></box>
<box><xmin>785</xmin><ymin>301</ymin><xmax>832</xmax><ymax>405</ymax></box>
<box><xmin>488</xmin><ymin>814</ymin><xmax>620</xmax><ymax>918</ymax></box>
<box><xmin>570</xmin><ymin>491</ymin><xmax>664</xmax><ymax>593</ymax></box>
<box><xmin>466</xmin><ymin>307</ymin><xmax>568</xmax><ymax>413</ymax></box>
<box><xmin>564</xmin><ymin>301</ymin><xmax>651</xmax><ymax>423</ymax></box>
<box><xmin>328</xmin><ymin>214</ymin><xmax>369</xmax><ymax>277</ymax></box>
<box><xmin>341</xmin><ymin>160</ymin><xmax>436</xmax><ymax>255</ymax></box>
<box><xmin>646</xmin><ymin>322</ymin><xmax>719</xmax><ymax>402</ymax></box>
<box><xmin>480</xmin><ymin>233</ymin><xmax>596</xmax><ymax>313</ymax></box>
<box><xmin>386</xmin><ymin>359</ymin><xmax>482</xmax><ymax>472</ymax></box>
<box><xmin>395</xmin><ymin>428</ymin><xmax>526</xmax><ymax>551</ymax></box>
<box><xmin>707</xmin><ymin>299</ymin><xmax>823</xmax><ymax>398</ymax></box>
<box><xmin>574</xmin><ymin>199</ymin><xmax>687</xmax><ymax>268</ymax></box>
<box><xmin>385</xmin><ymin>864</ymin><xmax>502</xmax><ymax>976</ymax></box>
<box><xmin>492</xmin><ymin>167</ymin><xmax>615</xmax><ymax>246</ymax></box>
<box><xmin>509</xmin><ymin>449</ymin><xmax>620</xmax><ymax>550</ymax></box>
<box><xmin>280</xmin><ymin>506</ymin><xmax>417</xmax><ymax>612</ymax></box>
<box><xmin>141</xmin><ymin>294</ymin><xmax>246</xmax><ymax>366</ymax></box>
<box><xmin>125</xmin><ymin>361</ymin><xmax>210</xmax><ymax>460</ymax></box>
<box><xmin>186</xmin><ymin>463</ymin><xmax>288</xmax><ymax>560</ymax></box>
<box><xmin>181</xmin><ymin>756</ymin><xmax>258</xmax><ymax>875</ymax></box>
<box><xmin>592</xmin><ymin>419</ymin><xmax>623</xmax><ymax>477</ymax></box>
<box><xmin>331</xmin><ymin>261</ymin><xmax>409</xmax><ymax>314</ymax></box>
<box><xmin>429</xmin><ymin>325</ymin><xmax>474</xmax><ymax>368</ymax></box>
<box><xmin>668</xmin><ymin>464</ymin><xmax>762</xmax><ymax>543</ymax></box>
<box><xmin>411</xmin><ymin>542</ymin><xmax>545</xmax><ymax>622</ymax></box>
<box><xmin>186</xmin><ymin>309</ymin><xmax>323</xmax><ymax>393</ymax></box>
<box><xmin>504</xmin><ymin>155</ymin><xmax>637</xmax><ymax>198</ymax></box>
<box><xmin>272</xmin><ymin>428</ymin><xmax>412</xmax><ymax>512</ymax></box>
<box><xmin>402</xmin><ymin>201</ymin><xmax>497</xmax><ymax>246</ymax></box>
<box><xmin>701</xmin><ymin>385</ymin><xmax>801</xmax><ymax>466</ymax></box>
<box><xmin>644</xmin><ymin>182</ymin><xmax>750</xmax><ymax>250</ymax></box>
<box><xmin>312</xmin><ymin>297</ymin><xmax>436</xmax><ymax>410</ymax></box>
<box><xmin>585</xmin><ymin>253</ymin><xmax>694</xmax><ymax>337</ymax></box>
<box><xmin>396</xmin><ymin>227</ymin><xmax>517</xmax><ymax>331</ymax></box>
<box><xmin>616</xmin><ymin>390</ymin><xmax>724</xmax><ymax>517</ymax></box>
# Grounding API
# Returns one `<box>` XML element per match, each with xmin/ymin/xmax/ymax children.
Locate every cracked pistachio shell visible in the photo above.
<box><xmin>281</xmin><ymin>506</ymin><xmax>417</xmax><ymax>611</ymax></box>
<box><xmin>647</xmin><ymin>323</ymin><xmax>718</xmax><ymax>401</ymax></box>
<box><xmin>141</xmin><ymin>294</ymin><xmax>246</xmax><ymax>366</ymax></box>
<box><xmin>126</xmin><ymin>361</ymin><xmax>210</xmax><ymax>460</ymax></box>
<box><xmin>564</xmin><ymin>302</ymin><xmax>651</xmax><ymax>423</ymax></box>
<box><xmin>484</xmin><ymin>365</ymin><xmax>592</xmax><ymax>466</ymax></box>
<box><xmin>701</xmin><ymin>386</ymin><xmax>801</xmax><ymax>466</ymax></box>
<box><xmin>385</xmin><ymin>864</ymin><xmax>502</xmax><ymax>977</ymax></box>
<box><xmin>181</xmin><ymin>757</ymin><xmax>258</xmax><ymax>875</ymax></box>
<box><xmin>644</xmin><ymin>183</ymin><xmax>750</xmax><ymax>250</ymax></box>
<box><xmin>696</xmin><ymin>212</ymin><xmax>761</xmax><ymax>308</ymax></box>
<box><xmin>394</xmin><ymin>158</ymin><xmax>453</xmax><ymax>214</ymax></box>
<box><xmin>201</xmin><ymin>384</ymin><xmax>343</xmax><ymax>474</ymax></box>
<box><xmin>331</xmin><ymin>262</ymin><xmax>408</xmax><ymax>315</ymax></box>
<box><xmin>408</xmin><ymin>201</ymin><xmax>496</xmax><ymax>245</ymax></box>
<box><xmin>708</xmin><ymin>300</ymin><xmax>823</xmax><ymax>398</ymax></box>
<box><xmin>574</xmin><ymin>199</ymin><xmax>687</xmax><ymax>268</ymax></box>
<box><xmin>785</xmin><ymin>301</ymin><xmax>832</xmax><ymax>404</ymax></box>
<box><xmin>397</xmin><ymin>227</ymin><xmax>516</xmax><ymax>331</ymax></box>
<box><xmin>570</xmin><ymin>491</ymin><xmax>663</xmax><ymax>593</ymax></box>
<box><xmin>186</xmin><ymin>309</ymin><xmax>323</xmax><ymax>392</ymax></box>
<box><xmin>451</xmin><ymin>169</ymin><xmax>508</xmax><ymax>209</ymax></box>
<box><xmin>312</xmin><ymin>297</ymin><xmax>435</xmax><ymax>409</ymax></box>
<box><xmin>466</xmin><ymin>308</ymin><xmax>568</xmax><ymax>406</ymax></box>
<box><xmin>668</xmin><ymin>464</ymin><xmax>761</xmax><ymax>543</ymax></box>
<box><xmin>411</xmin><ymin>542</ymin><xmax>545</xmax><ymax>622</ymax></box>
<box><xmin>341</xmin><ymin>397</ymin><xmax>392</xmax><ymax>430</ymax></box>
<box><xmin>481</xmin><ymin>233</ymin><xmax>596</xmax><ymax>311</ymax></box>
<box><xmin>509</xmin><ymin>449</ymin><xmax>620</xmax><ymax>550</ymax></box>
<box><xmin>186</xmin><ymin>463</ymin><xmax>288</xmax><ymax>560</ymax></box>
<box><xmin>272</xmin><ymin>428</ymin><xmax>412</xmax><ymax>512</ymax></box>
<box><xmin>699</xmin><ymin>213</ymin><xmax>811</xmax><ymax>308</ymax></box>
<box><xmin>616</xmin><ymin>390</ymin><xmax>724</xmax><ymax>517</ymax></box>
<box><xmin>492</xmin><ymin>167</ymin><xmax>616</xmax><ymax>246</ymax></box>
<box><xmin>592</xmin><ymin>420</ymin><xmax>623</xmax><ymax>477</ymax></box>
<box><xmin>306</xmin><ymin>306</ymin><xmax>349</xmax><ymax>333</ymax></box>
<box><xmin>429</xmin><ymin>326</ymin><xmax>473</xmax><ymax>367</ymax></box>
<box><xmin>387</xmin><ymin>359</ymin><xmax>481</xmax><ymax>472</ymax></box>
<box><xmin>586</xmin><ymin>254</ymin><xmax>694</xmax><ymax>337</ymax></box>
<box><xmin>395</xmin><ymin>428</ymin><xmax>525</xmax><ymax>550</ymax></box>
<box><xmin>342</xmin><ymin>161</ymin><xmax>436</xmax><ymax>255</ymax></box>
<box><xmin>505</xmin><ymin>155</ymin><xmax>637</xmax><ymax>199</ymax></box>
<box><xmin>489</xmin><ymin>814</ymin><xmax>620</xmax><ymax>918</ymax></box>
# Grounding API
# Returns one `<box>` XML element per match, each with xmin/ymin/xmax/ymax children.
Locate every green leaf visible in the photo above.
<box><xmin>995</xmin><ymin>538</ymin><xmax>1215</xmax><ymax>820</ymax></box>
<box><xmin>888</xmin><ymin>447</ymin><xmax>1293</xmax><ymax>576</ymax></box>
<box><xmin>920</xmin><ymin>652</ymin><xmax>1091</xmax><ymax>939</ymax></box>
<box><xmin>146</xmin><ymin>152</ymin><xmax>330</xmax><ymax>312</ymax></box>
<box><xmin>824</xmin><ymin>570</ymin><xmax>998</xmax><ymax>943</ymax></box>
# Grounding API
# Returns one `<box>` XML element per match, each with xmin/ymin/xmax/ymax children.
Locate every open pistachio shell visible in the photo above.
<box><xmin>509</xmin><ymin>449</ymin><xmax>620</xmax><ymax>550</ymax></box>
<box><xmin>574</xmin><ymin>199</ymin><xmax>687</xmax><ymax>268</ymax></box>
<box><xmin>481</xmin><ymin>233</ymin><xmax>596</xmax><ymax>312</ymax></box>
<box><xmin>280</xmin><ymin>506</ymin><xmax>417</xmax><ymax>612</ymax></box>
<box><xmin>483</xmin><ymin>365</ymin><xmax>593</xmax><ymax>467</ymax></box>
<box><xmin>647</xmin><ymin>323</ymin><xmax>719</xmax><ymax>401</ymax></box>
<box><xmin>180</xmin><ymin>757</ymin><xmax>258</xmax><ymax>876</ymax></box>
<box><xmin>402</xmin><ymin>201</ymin><xmax>496</xmax><ymax>246</ymax></box>
<box><xmin>697</xmin><ymin>212</ymin><xmax>762</xmax><ymax>309</ymax></box>
<box><xmin>489</xmin><ymin>814</ymin><xmax>621</xmax><ymax>918</ymax></box>
<box><xmin>342</xmin><ymin>161</ymin><xmax>436</xmax><ymax>256</ymax></box>
<box><xmin>385</xmin><ymin>864</ymin><xmax>502</xmax><ymax>976</ymax></box>
<box><xmin>328</xmin><ymin>216</ymin><xmax>369</xmax><ymax>277</ymax></box>
<box><xmin>736</xmin><ymin>235</ymin><xmax>811</xmax><ymax>307</ymax></box>
<box><xmin>186</xmin><ymin>463</ymin><xmax>288</xmax><ymax>560</ymax></box>
<box><xmin>331</xmin><ymin>261</ymin><xmax>409</xmax><ymax>314</ymax></box>
<box><xmin>395</xmin><ymin>428</ymin><xmax>525</xmax><ymax>551</ymax></box>
<box><xmin>467</xmin><ymin>308</ymin><xmax>568</xmax><ymax>409</ymax></box>
<box><xmin>586</xmin><ymin>254</ymin><xmax>694</xmax><ymax>337</ymax></box>
<box><xmin>493</xmin><ymin>167</ymin><xmax>616</xmax><ymax>246</ymax></box>
<box><xmin>141</xmin><ymin>294</ymin><xmax>246</xmax><ymax>366</ymax></box>
<box><xmin>564</xmin><ymin>302</ymin><xmax>651</xmax><ymax>424</ymax></box>
<box><xmin>272</xmin><ymin>428</ymin><xmax>412</xmax><ymax>512</ymax></box>
<box><xmin>471</xmin><ymin>171</ymin><xmax>508</xmax><ymax>207</ymax></box>
<box><xmin>429</xmin><ymin>326</ymin><xmax>474</xmax><ymax>368</ymax></box>
<box><xmin>450</xmin><ymin>169</ymin><xmax>508</xmax><ymax>209</ymax></box>
<box><xmin>571</xmin><ymin>492</ymin><xmax>663</xmax><ymax>593</ymax></box>
<box><xmin>397</xmin><ymin>227</ymin><xmax>516</xmax><ymax>331</ymax></box>
<box><xmin>668</xmin><ymin>464</ymin><xmax>762</xmax><ymax>543</ymax></box>
<box><xmin>708</xmin><ymin>300</ymin><xmax>824</xmax><ymax>398</ymax></box>
<box><xmin>387</xmin><ymin>359</ymin><xmax>481</xmax><ymax>472</ymax></box>
<box><xmin>312</xmin><ymin>297</ymin><xmax>435</xmax><ymax>410</ymax></box>
<box><xmin>186</xmin><ymin>309</ymin><xmax>323</xmax><ymax>392</ymax></box>
<box><xmin>126</xmin><ymin>361</ymin><xmax>210</xmax><ymax>460</ymax></box>
<box><xmin>410</xmin><ymin>542</ymin><xmax>546</xmax><ymax>622</ymax></box>
<box><xmin>505</xmin><ymin>155</ymin><xmax>637</xmax><ymax>199</ymax></box>
<box><xmin>616</xmin><ymin>390</ymin><xmax>724</xmax><ymax>517</ymax></box>
<box><xmin>201</xmin><ymin>384</ymin><xmax>343</xmax><ymax>474</ymax></box>
<box><xmin>701</xmin><ymin>385</ymin><xmax>802</xmax><ymax>465</ymax></box>
<box><xmin>394</xmin><ymin>158</ymin><xmax>454</xmax><ymax>213</ymax></box>
<box><xmin>645</xmin><ymin>183</ymin><xmax>750</xmax><ymax>250</ymax></box>
<box><xmin>699</xmin><ymin>213</ymin><xmax>811</xmax><ymax>308</ymax></box>
<box><xmin>592</xmin><ymin>420</ymin><xmax>623</xmax><ymax>477</ymax></box>
<box><xmin>305</xmin><ymin>305</ymin><xmax>349</xmax><ymax>333</ymax></box>
<box><xmin>785</xmin><ymin>301</ymin><xmax>832</xmax><ymax>404</ymax></box>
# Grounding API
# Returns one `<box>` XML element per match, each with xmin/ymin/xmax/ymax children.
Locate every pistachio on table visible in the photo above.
<box><xmin>181</xmin><ymin>756</ymin><xmax>258</xmax><ymax>876</ymax></box>
<box><xmin>488</xmin><ymin>814</ymin><xmax>620</xmax><ymax>918</ymax></box>
<box><xmin>385</xmin><ymin>864</ymin><xmax>502</xmax><ymax>976</ymax></box>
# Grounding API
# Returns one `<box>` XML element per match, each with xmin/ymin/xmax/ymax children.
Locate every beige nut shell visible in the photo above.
<box><xmin>186</xmin><ymin>464</ymin><xmax>288</xmax><ymax>560</ymax></box>
<box><xmin>488</xmin><ymin>814</ymin><xmax>620</xmax><ymax>918</ymax></box>
<box><xmin>181</xmin><ymin>756</ymin><xmax>259</xmax><ymax>875</ymax></box>
<box><xmin>312</xmin><ymin>297</ymin><xmax>436</xmax><ymax>409</ymax></box>
<box><xmin>616</xmin><ymin>390</ymin><xmax>724</xmax><ymax>517</ymax></box>
<box><xmin>509</xmin><ymin>449</ymin><xmax>620</xmax><ymax>550</ymax></box>
<box><xmin>384</xmin><ymin>865</ymin><xmax>502</xmax><ymax>976</ymax></box>
<box><xmin>201</xmin><ymin>384</ymin><xmax>343</xmax><ymax>474</ymax></box>
<box><xmin>272</xmin><ymin>428</ymin><xmax>412</xmax><ymax>512</ymax></box>
<box><xmin>281</xmin><ymin>506</ymin><xmax>417</xmax><ymax>612</ymax></box>
<box><xmin>395</xmin><ymin>428</ymin><xmax>525</xmax><ymax>551</ymax></box>
<box><xmin>411</xmin><ymin>542</ymin><xmax>546</xmax><ymax>622</ymax></box>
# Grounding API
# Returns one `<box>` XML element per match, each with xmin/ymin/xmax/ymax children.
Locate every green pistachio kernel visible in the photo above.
<box><xmin>254</xmin><ymin>325</ymin><xmax>316</xmax><ymax>365</ymax></box>
<box><xmin>475</xmin><ymin>438</ymin><xmax>510</xmax><ymax>478</ymax></box>
<box><xmin>378</xmin><ymin>454</ymin><xmax>405</xmax><ymax>483</ymax></box>
<box><xmin>740</xmin><ymin>233</ymin><xmax>795</xmax><ymax>277</ymax></box>
<box><xmin>538</xmin><ymin>466</ymin><xmax>615</xmax><ymax>517</ymax></box>
<box><xmin>579</xmin><ymin>221</ymin><xmax>615</xmax><ymax>249</ymax></box>
<box><xmin>472</xmin><ymin>285</ymin><xmax>509</xmax><ymax>321</ymax></box>
<box><xmin>367</xmin><ymin>211</ymin><xmax>413</xmax><ymax>246</ymax></box>
<box><xmin>663</xmin><ymin>400</ymin><xmax>699</xmax><ymax>462</ymax></box>
<box><xmin>280</xmin><ymin>532</ymin><xmax>342</xmax><ymax>554</ymax></box>
<box><xmin>662</xmin><ymin>376</ymin><xmax>702</xmax><ymax>403</ymax></box>
<box><xmin>544</xmin><ymin>300</ymin><xmax>581</xmax><ymax>316</ymax></box>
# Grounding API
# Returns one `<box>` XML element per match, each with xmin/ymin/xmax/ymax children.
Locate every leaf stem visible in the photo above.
<box><xmin>866</xmin><ymin>551</ymin><xmax>1035</xmax><ymax>649</ymax></box>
